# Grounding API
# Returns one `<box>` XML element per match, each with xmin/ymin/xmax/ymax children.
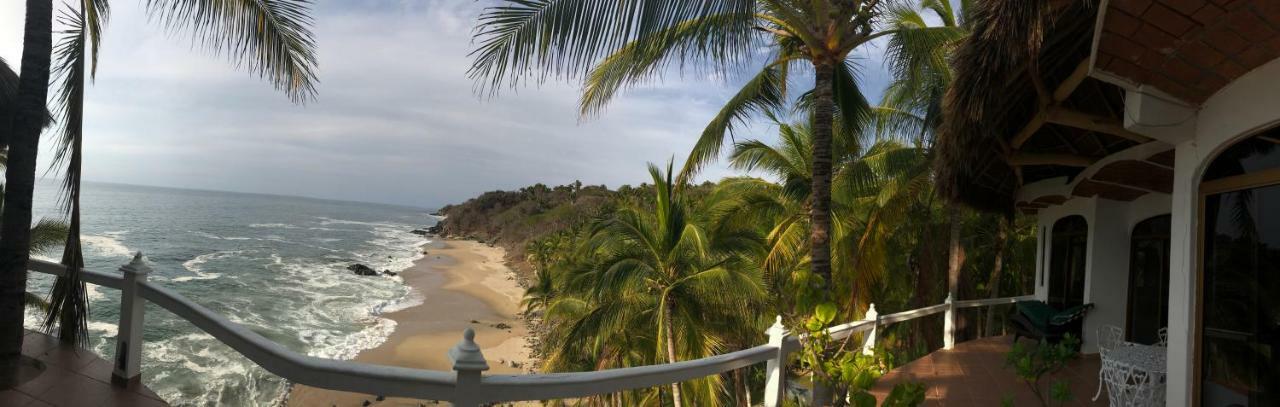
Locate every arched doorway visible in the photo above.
<box><xmin>1127</xmin><ymin>215</ymin><xmax>1170</xmax><ymax>345</ymax></box>
<box><xmin>1199</xmin><ymin>132</ymin><xmax>1280</xmax><ymax>406</ymax></box>
<box><xmin>1049</xmin><ymin>215</ymin><xmax>1088</xmax><ymax>310</ymax></box>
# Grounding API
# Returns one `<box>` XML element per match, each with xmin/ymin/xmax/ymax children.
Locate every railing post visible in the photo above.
<box><xmin>861</xmin><ymin>303</ymin><xmax>879</xmax><ymax>356</ymax></box>
<box><xmin>763</xmin><ymin>316</ymin><xmax>787</xmax><ymax>407</ymax></box>
<box><xmin>943</xmin><ymin>294</ymin><xmax>956</xmax><ymax>350</ymax></box>
<box><xmin>449</xmin><ymin>328</ymin><xmax>489</xmax><ymax>407</ymax></box>
<box><xmin>113</xmin><ymin>252</ymin><xmax>151</xmax><ymax>386</ymax></box>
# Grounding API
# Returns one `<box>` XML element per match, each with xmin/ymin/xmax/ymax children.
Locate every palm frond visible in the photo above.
<box><xmin>469</xmin><ymin>0</ymin><xmax>757</xmax><ymax>94</ymax></box>
<box><xmin>143</xmin><ymin>0</ymin><xmax>319</xmax><ymax>102</ymax></box>
<box><xmin>677</xmin><ymin>64</ymin><xmax>786</xmax><ymax>185</ymax></box>
<box><xmin>580</xmin><ymin>13</ymin><xmax>758</xmax><ymax>117</ymax></box>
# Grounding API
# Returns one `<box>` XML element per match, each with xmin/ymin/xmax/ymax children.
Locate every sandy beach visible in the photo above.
<box><xmin>286</xmin><ymin>239</ymin><xmax>533</xmax><ymax>406</ymax></box>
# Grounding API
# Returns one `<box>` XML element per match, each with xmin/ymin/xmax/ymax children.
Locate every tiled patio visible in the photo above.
<box><xmin>0</xmin><ymin>330</ymin><xmax>167</xmax><ymax>407</ymax></box>
<box><xmin>870</xmin><ymin>336</ymin><xmax>1105</xmax><ymax>406</ymax></box>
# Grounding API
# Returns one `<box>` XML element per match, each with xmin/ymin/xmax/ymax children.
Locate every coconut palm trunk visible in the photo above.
<box><xmin>946</xmin><ymin>205</ymin><xmax>964</xmax><ymax>341</ymax></box>
<box><xmin>809</xmin><ymin>60</ymin><xmax>837</xmax><ymax>294</ymax></box>
<box><xmin>732</xmin><ymin>368</ymin><xmax>747</xmax><ymax>407</ymax></box>
<box><xmin>0</xmin><ymin>0</ymin><xmax>55</xmax><ymax>384</ymax></box>
<box><xmin>984</xmin><ymin>218</ymin><xmax>1008</xmax><ymax>337</ymax></box>
<box><xmin>663</xmin><ymin>299</ymin><xmax>683</xmax><ymax>407</ymax></box>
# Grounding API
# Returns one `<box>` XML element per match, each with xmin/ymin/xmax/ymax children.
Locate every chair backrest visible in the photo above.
<box><xmin>1157</xmin><ymin>327</ymin><xmax>1168</xmax><ymax>347</ymax></box>
<box><xmin>1097</xmin><ymin>325</ymin><xmax>1125</xmax><ymax>356</ymax></box>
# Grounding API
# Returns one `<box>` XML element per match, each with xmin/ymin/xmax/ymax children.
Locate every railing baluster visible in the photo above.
<box><xmin>450</xmin><ymin>328</ymin><xmax>490</xmax><ymax>407</ymax></box>
<box><xmin>763</xmin><ymin>316</ymin><xmax>787</xmax><ymax>407</ymax></box>
<box><xmin>862</xmin><ymin>304</ymin><xmax>879</xmax><ymax>356</ymax></box>
<box><xmin>112</xmin><ymin>252</ymin><xmax>151</xmax><ymax>386</ymax></box>
<box><xmin>943</xmin><ymin>294</ymin><xmax>956</xmax><ymax>350</ymax></box>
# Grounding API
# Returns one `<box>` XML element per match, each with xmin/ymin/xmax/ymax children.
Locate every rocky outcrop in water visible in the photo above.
<box><xmin>348</xmin><ymin>264</ymin><xmax>379</xmax><ymax>276</ymax></box>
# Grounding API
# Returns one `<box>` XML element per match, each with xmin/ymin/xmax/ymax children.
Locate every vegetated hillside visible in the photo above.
<box><xmin>434</xmin><ymin>181</ymin><xmax>617</xmax><ymax>277</ymax></box>
<box><xmin>434</xmin><ymin>180</ymin><xmax>719</xmax><ymax>277</ymax></box>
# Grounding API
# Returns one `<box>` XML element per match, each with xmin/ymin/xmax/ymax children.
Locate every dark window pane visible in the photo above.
<box><xmin>1050</xmin><ymin>216</ymin><xmax>1088</xmax><ymax>310</ymax></box>
<box><xmin>1201</xmin><ymin>184</ymin><xmax>1280</xmax><ymax>406</ymax></box>
<box><xmin>1203</xmin><ymin>134</ymin><xmax>1280</xmax><ymax>182</ymax></box>
<box><xmin>1127</xmin><ymin>215</ymin><xmax>1170</xmax><ymax>345</ymax></box>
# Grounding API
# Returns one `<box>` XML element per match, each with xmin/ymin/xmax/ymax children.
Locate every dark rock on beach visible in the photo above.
<box><xmin>410</xmin><ymin>229</ymin><xmax>429</xmax><ymax>236</ymax></box>
<box><xmin>381</xmin><ymin>270</ymin><xmax>398</xmax><ymax>277</ymax></box>
<box><xmin>347</xmin><ymin>264</ymin><xmax>379</xmax><ymax>276</ymax></box>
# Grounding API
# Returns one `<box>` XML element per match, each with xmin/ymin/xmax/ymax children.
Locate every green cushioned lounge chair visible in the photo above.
<box><xmin>1010</xmin><ymin>300</ymin><xmax>1093</xmax><ymax>344</ymax></box>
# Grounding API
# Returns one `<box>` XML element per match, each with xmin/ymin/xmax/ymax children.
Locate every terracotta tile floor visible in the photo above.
<box><xmin>869</xmin><ymin>336</ymin><xmax>1105</xmax><ymax>406</ymax></box>
<box><xmin>0</xmin><ymin>330</ymin><xmax>167</xmax><ymax>407</ymax></box>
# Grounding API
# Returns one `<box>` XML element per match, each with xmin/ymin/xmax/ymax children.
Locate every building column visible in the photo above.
<box><xmin>1165</xmin><ymin>140</ymin><xmax>1200</xmax><ymax>407</ymax></box>
<box><xmin>1080</xmin><ymin>199</ymin><xmax>1131</xmax><ymax>354</ymax></box>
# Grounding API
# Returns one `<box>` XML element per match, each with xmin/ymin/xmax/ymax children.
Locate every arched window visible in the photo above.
<box><xmin>1127</xmin><ymin>215</ymin><xmax>1170</xmax><ymax>345</ymax></box>
<box><xmin>1049</xmin><ymin>215</ymin><xmax>1088</xmax><ymax>310</ymax></box>
<box><xmin>1199</xmin><ymin>132</ymin><xmax>1280</xmax><ymax>406</ymax></box>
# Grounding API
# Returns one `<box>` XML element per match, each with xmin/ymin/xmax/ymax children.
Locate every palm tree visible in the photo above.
<box><xmin>538</xmin><ymin>162</ymin><xmax>765</xmax><ymax>406</ymax></box>
<box><xmin>873</xmin><ymin>0</ymin><xmax>972</xmax><ymax>315</ymax></box>
<box><xmin>716</xmin><ymin>117</ymin><xmax>931</xmax><ymax>317</ymax></box>
<box><xmin>469</xmin><ymin>0</ymin><xmax>891</xmax><ymax>304</ymax></box>
<box><xmin>2</xmin><ymin>0</ymin><xmax>319</xmax><ymax>383</ymax></box>
<box><xmin>1</xmin><ymin>0</ymin><xmax>58</xmax><ymax>381</ymax></box>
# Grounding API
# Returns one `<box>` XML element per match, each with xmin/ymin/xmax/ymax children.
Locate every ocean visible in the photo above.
<box><xmin>21</xmin><ymin>181</ymin><xmax>435</xmax><ymax>406</ymax></box>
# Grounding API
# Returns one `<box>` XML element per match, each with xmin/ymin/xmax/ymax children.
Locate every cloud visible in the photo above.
<box><xmin>0</xmin><ymin>1</ymin><xmax>892</xmax><ymax>208</ymax></box>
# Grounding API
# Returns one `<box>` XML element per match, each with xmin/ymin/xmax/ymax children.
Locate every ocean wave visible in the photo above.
<box><xmin>303</xmin><ymin>317</ymin><xmax>397</xmax><ymax>361</ymax></box>
<box><xmin>248</xmin><ymin>223</ymin><xmax>299</xmax><ymax>229</ymax></box>
<box><xmin>176</xmin><ymin>251</ymin><xmax>241</xmax><ymax>282</ymax></box>
<box><xmin>191</xmin><ymin>230</ymin><xmax>254</xmax><ymax>241</ymax></box>
<box><xmin>82</xmin><ymin>234</ymin><xmax>132</xmax><ymax>258</ymax></box>
<box><xmin>88</xmin><ymin>321</ymin><xmax>119</xmax><ymax>336</ymax></box>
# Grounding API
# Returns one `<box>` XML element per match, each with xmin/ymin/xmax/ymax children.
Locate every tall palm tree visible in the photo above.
<box><xmin>1</xmin><ymin>0</ymin><xmax>58</xmax><ymax>383</ymax></box>
<box><xmin>469</xmin><ymin>0</ymin><xmax>889</xmax><ymax>304</ymax></box>
<box><xmin>874</xmin><ymin>0</ymin><xmax>972</xmax><ymax>311</ymax></box>
<box><xmin>2</xmin><ymin>0</ymin><xmax>319</xmax><ymax>383</ymax></box>
<box><xmin>717</xmin><ymin>117</ymin><xmax>931</xmax><ymax>316</ymax></box>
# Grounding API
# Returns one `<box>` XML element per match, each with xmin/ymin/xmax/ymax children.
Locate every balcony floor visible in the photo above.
<box><xmin>869</xmin><ymin>336</ymin><xmax>1105</xmax><ymax>406</ymax></box>
<box><xmin>0</xmin><ymin>330</ymin><xmax>167</xmax><ymax>407</ymax></box>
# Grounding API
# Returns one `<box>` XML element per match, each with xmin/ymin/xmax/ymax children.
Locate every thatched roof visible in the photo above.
<box><xmin>936</xmin><ymin>0</ymin><xmax>1154</xmax><ymax>214</ymax></box>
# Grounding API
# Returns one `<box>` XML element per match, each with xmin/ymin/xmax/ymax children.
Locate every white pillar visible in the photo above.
<box><xmin>1080</xmin><ymin>198</ymin><xmax>1132</xmax><ymax>354</ymax></box>
<box><xmin>861</xmin><ymin>304</ymin><xmax>878</xmax><ymax>356</ymax></box>
<box><xmin>763</xmin><ymin>316</ymin><xmax>787</xmax><ymax>407</ymax></box>
<box><xmin>1165</xmin><ymin>140</ymin><xmax>1200</xmax><ymax>406</ymax></box>
<box><xmin>449</xmin><ymin>328</ymin><xmax>490</xmax><ymax>407</ymax></box>
<box><xmin>943</xmin><ymin>294</ymin><xmax>956</xmax><ymax>350</ymax></box>
<box><xmin>112</xmin><ymin>252</ymin><xmax>151</xmax><ymax>386</ymax></box>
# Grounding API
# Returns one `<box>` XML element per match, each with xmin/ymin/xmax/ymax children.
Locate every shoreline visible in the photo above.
<box><xmin>286</xmin><ymin>238</ymin><xmax>533</xmax><ymax>406</ymax></box>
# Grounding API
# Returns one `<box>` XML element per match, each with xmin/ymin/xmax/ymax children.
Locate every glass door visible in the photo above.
<box><xmin>1199</xmin><ymin>133</ymin><xmax>1280</xmax><ymax>406</ymax></box>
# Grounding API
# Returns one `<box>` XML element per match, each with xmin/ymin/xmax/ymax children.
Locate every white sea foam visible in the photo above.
<box><xmin>175</xmin><ymin>251</ymin><xmax>237</xmax><ymax>282</ymax></box>
<box><xmin>249</xmin><ymin>223</ymin><xmax>298</xmax><ymax>229</ymax></box>
<box><xmin>82</xmin><ymin>234</ymin><xmax>132</xmax><ymax>258</ymax></box>
<box><xmin>304</xmin><ymin>317</ymin><xmax>397</xmax><ymax>360</ymax></box>
<box><xmin>88</xmin><ymin>321</ymin><xmax>118</xmax><ymax>336</ymax></box>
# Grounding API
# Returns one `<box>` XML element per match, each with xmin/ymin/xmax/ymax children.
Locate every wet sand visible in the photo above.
<box><xmin>286</xmin><ymin>239</ymin><xmax>532</xmax><ymax>406</ymax></box>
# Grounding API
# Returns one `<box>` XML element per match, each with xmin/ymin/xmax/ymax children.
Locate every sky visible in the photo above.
<box><xmin>0</xmin><ymin>1</ymin><xmax>894</xmax><ymax>209</ymax></box>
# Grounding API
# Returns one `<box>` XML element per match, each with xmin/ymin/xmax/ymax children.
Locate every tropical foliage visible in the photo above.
<box><xmin>453</xmin><ymin>0</ymin><xmax>1049</xmax><ymax>404</ymax></box>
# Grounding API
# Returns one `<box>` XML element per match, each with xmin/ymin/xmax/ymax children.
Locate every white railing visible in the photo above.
<box><xmin>28</xmin><ymin>253</ymin><xmax>1034</xmax><ymax>406</ymax></box>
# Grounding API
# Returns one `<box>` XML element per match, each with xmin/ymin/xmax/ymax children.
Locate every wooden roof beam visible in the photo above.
<box><xmin>1045</xmin><ymin>107</ymin><xmax>1154</xmax><ymax>144</ymax></box>
<box><xmin>1011</xmin><ymin>59</ymin><xmax>1092</xmax><ymax>149</ymax></box>
<box><xmin>1007</xmin><ymin>152</ymin><xmax>1096</xmax><ymax>167</ymax></box>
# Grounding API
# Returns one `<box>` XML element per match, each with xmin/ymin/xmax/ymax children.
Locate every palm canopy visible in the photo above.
<box><xmin>470</xmin><ymin>0</ymin><xmax>897</xmax><ymax>177</ymax></box>
<box><xmin>534</xmin><ymin>162</ymin><xmax>766</xmax><ymax>406</ymax></box>
<box><xmin>715</xmin><ymin>117</ymin><xmax>931</xmax><ymax>315</ymax></box>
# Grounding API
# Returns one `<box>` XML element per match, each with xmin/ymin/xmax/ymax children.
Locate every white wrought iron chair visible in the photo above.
<box><xmin>1093</xmin><ymin>325</ymin><xmax>1167</xmax><ymax>407</ymax></box>
<box><xmin>1156</xmin><ymin>327</ymin><xmax>1168</xmax><ymax>347</ymax></box>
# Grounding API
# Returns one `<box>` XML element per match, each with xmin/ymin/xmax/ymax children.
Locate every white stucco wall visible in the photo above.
<box><xmin>1034</xmin><ymin>193</ymin><xmax>1173</xmax><ymax>354</ymax></box>
<box><xmin>1118</xmin><ymin>54</ymin><xmax>1280</xmax><ymax>407</ymax></box>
